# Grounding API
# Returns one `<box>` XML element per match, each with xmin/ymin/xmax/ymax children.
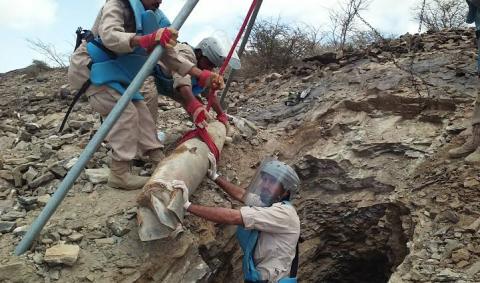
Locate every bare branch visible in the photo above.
<box><xmin>413</xmin><ymin>0</ymin><xmax>468</xmax><ymax>31</ymax></box>
<box><xmin>328</xmin><ymin>0</ymin><xmax>371</xmax><ymax>51</ymax></box>
<box><xmin>26</xmin><ymin>38</ymin><xmax>68</xmax><ymax>68</ymax></box>
<box><xmin>243</xmin><ymin>16</ymin><xmax>325</xmax><ymax>74</ymax></box>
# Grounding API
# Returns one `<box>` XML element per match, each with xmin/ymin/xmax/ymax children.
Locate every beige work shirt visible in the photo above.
<box><xmin>156</xmin><ymin>42</ymin><xmax>198</xmax><ymax>92</ymax></box>
<box><xmin>67</xmin><ymin>0</ymin><xmax>195</xmax><ymax>92</ymax></box>
<box><xmin>240</xmin><ymin>201</ymin><xmax>300</xmax><ymax>282</ymax></box>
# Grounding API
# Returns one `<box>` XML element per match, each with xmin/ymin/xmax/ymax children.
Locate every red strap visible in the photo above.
<box><xmin>206</xmin><ymin>90</ymin><xmax>217</xmax><ymax>112</ymax></box>
<box><xmin>204</xmin><ymin>0</ymin><xmax>258</xmax><ymax>112</ymax></box>
<box><xmin>216</xmin><ymin>112</ymin><xmax>228</xmax><ymax>125</ymax></box>
<box><xmin>219</xmin><ymin>0</ymin><xmax>258</xmax><ymax>75</ymax></box>
<box><xmin>178</xmin><ymin>128</ymin><xmax>220</xmax><ymax>161</ymax></box>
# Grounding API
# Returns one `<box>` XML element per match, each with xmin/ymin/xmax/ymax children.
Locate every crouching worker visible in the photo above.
<box><xmin>68</xmin><ymin>0</ymin><xmax>224</xmax><ymax>190</ymax></box>
<box><xmin>180</xmin><ymin>155</ymin><xmax>300</xmax><ymax>283</ymax></box>
<box><xmin>153</xmin><ymin>32</ymin><xmax>241</xmax><ymax>131</ymax></box>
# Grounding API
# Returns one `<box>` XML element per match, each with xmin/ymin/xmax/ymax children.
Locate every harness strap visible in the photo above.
<box><xmin>290</xmin><ymin>242</ymin><xmax>299</xmax><ymax>278</ymax></box>
<box><xmin>59</xmin><ymin>80</ymin><xmax>92</xmax><ymax>133</ymax></box>
<box><xmin>192</xmin><ymin>107</ymin><xmax>206</xmax><ymax>127</ymax></box>
<box><xmin>205</xmin><ymin>90</ymin><xmax>217</xmax><ymax>112</ymax></box>
<box><xmin>178</xmin><ymin>127</ymin><xmax>220</xmax><ymax>161</ymax></box>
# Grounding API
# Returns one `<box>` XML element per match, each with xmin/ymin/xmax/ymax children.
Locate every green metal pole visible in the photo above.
<box><xmin>15</xmin><ymin>0</ymin><xmax>200</xmax><ymax>256</ymax></box>
<box><xmin>220</xmin><ymin>0</ymin><xmax>263</xmax><ymax>108</ymax></box>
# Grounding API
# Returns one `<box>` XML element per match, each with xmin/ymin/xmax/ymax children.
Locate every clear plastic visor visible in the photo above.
<box><xmin>243</xmin><ymin>158</ymin><xmax>286</xmax><ymax>207</ymax></box>
<box><xmin>211</xmin><ymin>30</ymin><xmax>241</xmax><ymax>70</ymax></box>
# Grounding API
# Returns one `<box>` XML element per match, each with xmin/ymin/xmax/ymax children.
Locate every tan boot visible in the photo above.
<box><xmin>108</xmin><ymin>160</ymin><xmax>149</xmax><ymax>190</ymax></box>
<box><xmin>448</xmin><ymin>125</ymin><xmax>480</xmax><ymax>159</ymax></box>
<box><xmin>147</xmin><ymin>148</ymin><xmax>165</xmax><ymax>164</ymax></box>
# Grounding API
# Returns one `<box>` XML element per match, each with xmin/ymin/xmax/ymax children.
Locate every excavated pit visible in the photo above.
<box><xmin>294</xmin><ymin>156</ymin><xmax>413</xmax><ymax>282</ymax></box>
<box><xmin>297</xmin><ymin>201</ymin><xmax>412</xmax><ymax>283</ymax></box>
<box><xmin>206</xmin><ymin>187</ymin><xmax>413</xmax><ymax>283</ymax></box>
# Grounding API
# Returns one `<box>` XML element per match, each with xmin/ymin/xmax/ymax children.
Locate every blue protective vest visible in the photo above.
<box><xmin>236</xmin><ymin>201</ymin><xmax>298</xmax><ymax>283</ymax></box>
<box><xmin>153</xmin><ymin>47</ymin><xmax>205</xmax><ymax>98</ymax></box>
<box><xmin>87</xmin><ymin>0</ymin><xmax>171</xmax><ymax>100</ymax></box>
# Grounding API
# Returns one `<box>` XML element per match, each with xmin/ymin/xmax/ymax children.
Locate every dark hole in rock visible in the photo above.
<box><xmin>297</xmin><ymin>201</ymin><xmax>413</xmax><ymax>283</ymax></box>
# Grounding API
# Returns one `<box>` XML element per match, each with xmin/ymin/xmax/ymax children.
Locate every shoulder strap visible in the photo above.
<box><xmin>127</xmin><ymin>0</ymin><xmax>145</xmax><ymax>33</ymax></box>
<box><xmin>155</xmin><ymin>9</ymin><xmax>171</xmax><ymax>27</ymax></box>
<box><xmin>290</xmin><ymin>241</ymin><xmax>299</xmax><ymax>278</ymax></box>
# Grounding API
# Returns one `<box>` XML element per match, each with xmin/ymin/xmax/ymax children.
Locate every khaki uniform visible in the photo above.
<box><xmin>240</xmin><ymin>202</ymin><xmax>300</xmax><ymax>282</ymax></box>
<box><xmin>67</xmin><ymin>0</ymin><xmax>195</xmax><ymax>161</ymax></box>
<box><xmin>156</xmin><ymin>42</ymin><xmax>198</xmax><ymax>96</ymax></box>
<box><xmin>151</xmin><ymin>43</ymin><xmax>201</xmax><ymax>126</ymax></box>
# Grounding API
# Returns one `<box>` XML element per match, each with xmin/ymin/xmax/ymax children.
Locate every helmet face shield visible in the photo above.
<box><xmin>244</xmin><ymin>157</ymin><xmax>300</xmax><ymax>207</ymax></box>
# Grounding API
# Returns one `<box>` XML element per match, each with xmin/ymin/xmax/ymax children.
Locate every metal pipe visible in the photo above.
<box><xmin>220</xmin><ymin>0</ymin><xmax>263</xmax><ymax>108</ymax></box>
<box><xmin>15</xmin><ymin>0</ymin><xmax>200</xmax><ymax>256</ymax></box>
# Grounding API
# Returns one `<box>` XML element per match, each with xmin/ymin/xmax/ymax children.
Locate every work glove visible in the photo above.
<box><xmin>138</xmin><ymin>27</ymin><xmax>178</xmax><ymax>51</ymax></box>
<box><xmin>207</xmin><ymin>152</ymin><xmax>220</xmax><ymax>181</ymax></box>
<box><xmin>216</xmin><ymin>112</ymin><xmax>232</xmax><ymax>137</ymax></box>
<box><xmin>198</xmin><ymin>70</ymin><xmax>224</xmax><ymax>90</ymax></box>
<box><xmin>185</xmin><ymin>99</ymin><xmax>212</xmax><ymax>128</ymax></box>
<box><xmin>172</xmin><ymin>180</ymin><xmax>191</xmax><ymax>210</ymax></box>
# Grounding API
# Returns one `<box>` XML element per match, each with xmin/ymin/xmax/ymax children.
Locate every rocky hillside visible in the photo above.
<box><xmin>1</xmin><ymin>28</ymin><xmax>480</xmax><ymax>282</ymax></box>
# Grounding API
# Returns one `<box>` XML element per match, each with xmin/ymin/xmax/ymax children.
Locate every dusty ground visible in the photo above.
<box><xmin>1</xmin><ymin>28</ymin><xmax>480</xmax><ymax>282</ymax></box>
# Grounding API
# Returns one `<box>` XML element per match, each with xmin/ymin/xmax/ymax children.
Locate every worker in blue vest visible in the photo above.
<box><xmin>180</xmin><ymin>155</ymin><xmax>301</xmax><ymax>283</ymax></box>
<box><xmin>449</xmin><ymin>0</ymin><xmax>480</xmax><ymax>163</ymax></box>
<box><xmin>152</xmin><ymin>32</ymin><xmax>241</xmax><ymax>131</ymax></box>
<box><xmin>68</xmin><ymin>0</ymin><xmax>224</xmax><ymax>190</ymax></box>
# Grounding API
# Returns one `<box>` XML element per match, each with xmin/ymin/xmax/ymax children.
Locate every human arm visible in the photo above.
<box><xmin>214</xmin><ymin>176</ymin><xmax>247</xmax><ymax>203</ymax></box>
<box><xmin>179</xmin><ymin>184</ymin><xmax>243</xmax><ymax>225</ymax></box>
<box><xmin>186</xmin><ymin>205</ymin><xmax>244</xmax><ymax>225</ymax></box>
<box><xmin>207</xmin><ymin>153</ymin><xmax>246</xmax><ymax>202</ymax></box>
<box><xmin>98</xmin><ymin>0</ymin><xmax>137</xmax><ymax>53</ymax></box>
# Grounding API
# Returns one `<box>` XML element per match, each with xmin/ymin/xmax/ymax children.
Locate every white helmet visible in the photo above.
<box><xmin>196</xmin><ymin>31</ymin><xmax>241</xmax><ymax>70</ymax></box>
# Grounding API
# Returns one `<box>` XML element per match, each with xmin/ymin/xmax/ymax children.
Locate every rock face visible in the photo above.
<box><xmin>0</xmin><ymin>28</ymin><xmax>480</xmax><ymax>282</ymax></box>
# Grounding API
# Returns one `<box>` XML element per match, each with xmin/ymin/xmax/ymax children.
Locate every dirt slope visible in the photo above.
<box><xmin>0</xmin><ymin>28</ymin><xmax>480</xmax><ymax>282</ymax></box>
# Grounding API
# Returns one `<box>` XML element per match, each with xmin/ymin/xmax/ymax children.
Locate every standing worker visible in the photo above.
<box><xmin>180</xmin><ymin>155</ymin><xmax>301</xmax><ymax>283</ymax></box>
<box><xmin>68</xmin><ymin>0</ymin><xmax>224</xmax><ymax>190</ymax></box>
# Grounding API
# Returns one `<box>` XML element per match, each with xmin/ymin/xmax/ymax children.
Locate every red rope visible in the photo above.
<box><xmin>206</xmin><ymin>0</ymin><xmax>258</xmax><ymax>111</ymax></box>
<box><xmin>180</xmin><ymin>0</ymin><xmax>259</xmax><ymax>161</ymax></box>
<box><xmin>219</xmin><ymin>0</ymin><xmax>258</xmax><ymax>75</ymax></box>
